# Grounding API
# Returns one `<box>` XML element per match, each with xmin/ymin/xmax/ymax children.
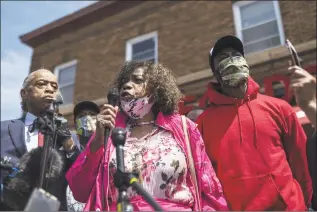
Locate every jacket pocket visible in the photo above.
<box><xmin>221</xmin><ymin>174</ymin><xmax>287</xmax><ymax>210</ymax></box>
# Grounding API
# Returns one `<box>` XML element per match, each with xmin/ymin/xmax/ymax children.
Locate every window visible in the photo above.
<box><xmin>126</xmin><ymin>31</ymin><xmax>158</xmax><ymax>63</ymax></box>
<box><xmin>274</xmin><ymin>86</ymin><xmax>285</xmax><ymax>98</ymax></box>
<box><xmin>54</xmin><ymin>60</ymin><xmax>77</xmax><ymax>105</ymax></box>
<box><xmin>233</xmin><ymin>1</ymin><xmax>285</xmax><ymax>54</ymax></box>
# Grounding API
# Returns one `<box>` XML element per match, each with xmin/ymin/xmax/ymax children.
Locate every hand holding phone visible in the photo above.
<box><xmin>286</xmin><ymin>39</ymin><xmax>301</xmax><ymax>67</ymax></box>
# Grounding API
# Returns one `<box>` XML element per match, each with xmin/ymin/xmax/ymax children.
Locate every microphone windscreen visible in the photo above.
<box><xmin>19</xmin><ymin>147</ymin><xmax>65</xmax><ymax>183</ymax></box>
<box><xmin>107</xmin><ymin>87</ymin><xmax>119</xmax><ymax>106</ymax></box>
<box><xmin>2</xmin><ymin>147</ymin><xmax>65</xmax><ymax>210</ymax></box>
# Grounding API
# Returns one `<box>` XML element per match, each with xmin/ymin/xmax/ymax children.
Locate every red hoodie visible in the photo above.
<box><xmin>196</xmin><ymin>78</ymin><xmax>312</xmax><ymax>210</ymax></box>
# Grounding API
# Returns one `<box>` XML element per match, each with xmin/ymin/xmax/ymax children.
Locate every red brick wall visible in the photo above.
<box><xmin>27</xmin><ymin>1</ymin><xmax>316</xmax><ymax>122</ymax></box>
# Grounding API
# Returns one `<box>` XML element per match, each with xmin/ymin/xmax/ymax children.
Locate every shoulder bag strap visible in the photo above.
<box><xmin>181</xmin><ymin>115</ymin><xmax>202</xmax><ymax>211</ymax></box>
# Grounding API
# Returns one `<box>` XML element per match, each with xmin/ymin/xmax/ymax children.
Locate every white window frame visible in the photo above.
<box><xmin>54</xmin><ymin>59</ymin><xmax>77</xmax><ymax>105</ymax></box>
<box><xmin>125</xmin><ymin>31</ymin><xmax>158</xmax><ymax>63</ymax></box>
<box><xmin>232</xmin><ymin>0</ymin><xmax>285</xmax><ymax>53</ymax></box>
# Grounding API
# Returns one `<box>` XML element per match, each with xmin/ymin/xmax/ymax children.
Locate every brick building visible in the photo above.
<box><xmin>20</xmin><ymin>1</ymin><xmax>316</xmax><ymax>135</ymax></box>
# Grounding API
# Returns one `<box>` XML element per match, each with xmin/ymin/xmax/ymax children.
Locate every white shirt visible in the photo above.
<box><xmin>24</xmin><ymin>112</ymin><xmax>39</xmax><ymax>152</ymax></box>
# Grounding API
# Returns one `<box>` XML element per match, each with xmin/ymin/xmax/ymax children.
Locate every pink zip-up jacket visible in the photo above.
<box><xmin>66</xmin><ymin>112</ymin><xmax>228</xmax><ymax>211</ymax></box>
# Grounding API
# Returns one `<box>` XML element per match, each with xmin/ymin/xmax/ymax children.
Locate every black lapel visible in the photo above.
<box><xmin>8</xmin><ymin>119</ymin><xmax>27</xmax><ymax>157</ymax></box>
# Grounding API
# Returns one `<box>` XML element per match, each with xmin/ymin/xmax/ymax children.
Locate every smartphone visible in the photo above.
<box><xmin>286</xmin><ymin>39</ymin><xmax>301</xmax><ymax>67</ymax></box>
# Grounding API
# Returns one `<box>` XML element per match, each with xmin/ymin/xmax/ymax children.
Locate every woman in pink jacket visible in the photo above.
<box><xmin>66</xmin><ymin>61</ymin><xmax>228</xmax><ymax>211</ymax></box>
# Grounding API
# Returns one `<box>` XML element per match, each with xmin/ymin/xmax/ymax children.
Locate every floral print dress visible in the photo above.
<box><xmin>66</xmin><ymin>185</ymin><xmax>85</xmax><ymax>211</ymax></box>
<box><xmin>108</xmin><ymin>125</ymin><xmax>194</xmax><ymax>207</ymax></box>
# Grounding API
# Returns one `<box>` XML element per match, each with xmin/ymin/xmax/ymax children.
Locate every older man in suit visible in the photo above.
<box><xmin>1</xmin><ymin>69</ymin><xmax>79</xmax><ymax>211</ymax></box>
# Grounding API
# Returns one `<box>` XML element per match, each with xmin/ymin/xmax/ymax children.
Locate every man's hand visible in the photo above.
<box><xmin>289</xmin><ymin>66</ymin><xmax>316</xmax><ymax>127</ymax></box>
<box><xmin>289</xmin><ymin>66</ymin><xmax>316</xmax><ymax>109</ymax></box>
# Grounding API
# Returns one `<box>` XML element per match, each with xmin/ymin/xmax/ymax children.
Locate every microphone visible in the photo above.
<box><xmin>111</xmin><ymin>127</ymin><xmax>134</xmax><ymax>212</ymax></box>
<box><xmin>104</xmin><ymin>87</ymin><xmax>119</xmax><ymax>147</ymax></box>
<box><xmin>101</xmin><ymin>87</ymin><xmax>119</xmax><ymax>209</ymax></box>
<box><xmin>111</xmin><ymin>128</ymin><xmax>127</xmax><ymax>172</ymax></box>
<box><xmin>1</xmin><ymin>147</ymin><xmax>64</xmax><ymax>210</ymax></box>
<box><xmin>55</xmin><ymin>92</ymin><xmax>64</xmax><ymax>105</ymax></box>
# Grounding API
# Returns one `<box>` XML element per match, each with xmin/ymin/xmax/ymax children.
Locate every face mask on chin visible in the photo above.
<box><xmin>216</xmin><ymin>56</ymin><xmax>250</xmax><ymax>87</ymax></box>
<box><xmin>76</xmin><ymin>115</ymin><xmax>97</xmax><ymax>137</ymax></box>
<box><xmin>120</xmin><ymin>95</ymin><xmax>155</xmax><ymax>119</ymax></box>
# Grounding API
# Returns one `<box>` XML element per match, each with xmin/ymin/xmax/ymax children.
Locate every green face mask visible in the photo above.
<box><xmin>216</xmin><ymin>56</ymin><xmax>250</xmax><ymax>87</ymax></box>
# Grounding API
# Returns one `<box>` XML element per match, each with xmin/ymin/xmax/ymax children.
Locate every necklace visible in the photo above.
<box><xmin>131</xmin><ymin>120</ymin><xmax>155</xmax><ymax>127</ymax></box>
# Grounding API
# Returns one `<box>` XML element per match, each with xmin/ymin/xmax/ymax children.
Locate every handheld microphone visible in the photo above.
<box><xmin>101</xmin><ymin>87</ymin><xmax>119</xmax><ymax>209</ymax></box>
<box><xmin>104</xmin><ymin>88</ymin><xmax>119</xmax><ymax>146</ymax></box>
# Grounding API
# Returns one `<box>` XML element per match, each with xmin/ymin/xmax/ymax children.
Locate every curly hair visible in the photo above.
<box><xmin>113</xmin><ymin>61</ymin><xmax>184</xmax><ymax>115</ymax></box>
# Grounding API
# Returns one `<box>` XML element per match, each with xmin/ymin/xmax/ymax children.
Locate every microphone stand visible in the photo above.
<box><xmin>112</xmin><ymin>128</ymin><xmax>163</xmax><ymax>212</ymax></box>
<box><xmin>25</xmin><ymin>101</ymin><xmax>63</xmax><ymax>211</ymax></box>
<box><xmin>37</xmin><ymin>101</ymin><xmax>62</xmax><ymax>189</ymax></box>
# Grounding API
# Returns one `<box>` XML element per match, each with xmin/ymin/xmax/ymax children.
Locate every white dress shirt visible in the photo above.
<box><xmin>24</xmin><ymin>112</ymin><xmax>39</xmax><ymax>152</ymax></box>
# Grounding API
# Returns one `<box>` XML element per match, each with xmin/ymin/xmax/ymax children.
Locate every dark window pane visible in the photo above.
<box><xmin>131</xmin><ymin>38</ymin><xmax>156</xmax><ymax>62</ymax></box>
<box><xmin>274</xmin><ymin>86</ymin><xmax>285</xmax><ymax>98</ymax></box>
<box><xmin>132</xmin><ymin>38</ymin><xmax>155</xmax><ymax>55</ymax></box>
<box><xmin>147</xmin><ymin>58</ymin><xmax>155</xmax><ymax>63</ymax></box>
<box><xmin>58</xmin><ymin>64</ymin><xmax>76</xmax><ymax>86</ymax></box>
<box><xmin>244</xmin><ymin>35</ymin><xmax>281</xmax><ymax>54</ymax></box>
<box><xmin>240</xmin><ymin>1</ymin><xmax>276</xmax><ymax>29</ymax></box>
<box><xmin>59</xmin><ymin>84</ymin><xmax>74</xmax><ymax>105</ymax></box>
<box><xmin>132</xmin><ymin>49</ymin><xmax>155</xmax><ymax>61</ymax></box>
<box><xmin>242</xmin><ymin>20</ymin><xmax>279</xmax><ymax>44</ymax></box>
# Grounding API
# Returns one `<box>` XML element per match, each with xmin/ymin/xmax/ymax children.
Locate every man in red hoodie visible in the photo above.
<box><xmin>196</xmin><ymin>35</ymin><xmax>312</xmax><ymax>210</ymax></box>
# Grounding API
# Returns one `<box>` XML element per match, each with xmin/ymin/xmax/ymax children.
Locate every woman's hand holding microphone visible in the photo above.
<box><xmin>90</xmin><ymin>104</ymin><xmax>118</xmax><ymax>152</ymax></box>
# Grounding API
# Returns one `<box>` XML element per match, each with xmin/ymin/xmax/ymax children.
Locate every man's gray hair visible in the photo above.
<box><xmin>22</xmin><ymin>74</ymin><xmax>33</xmax><ymax>89</ymax></box>
<box><xmin>20</xmin><ymin>73</ymin><xmax>36</xmax><ymax>112</ymax></box>
<box><xmin>20</xmin><ymin>69</ymin><xmax>57</xmax><ymax>112</ymax></box>
<box><xmin>21</xmin><ymin>68</ymin><xmax>52</xmax><ymax>89</ymax></box>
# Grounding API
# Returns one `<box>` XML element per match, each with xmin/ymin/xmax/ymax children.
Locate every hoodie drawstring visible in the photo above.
<box><xmin>235</xmin><ymin>99</ymin><xmax>243</xmax><ymax>146</ymax></box>
<box><xmin>235</xmin><ymin>96</ymin><xmax>258</xmax><ymax>148</ymax></box>
<box><xmin>246</xmin><ymin>96</ymin><xmax>258</xmax><ymax>149</ymax></box>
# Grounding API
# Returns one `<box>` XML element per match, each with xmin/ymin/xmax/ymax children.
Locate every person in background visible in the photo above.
<box><xmin>73</xmin><ymin>101</ymin><xmax>100</xmax><ymax>151</ymax></box>
<box><xmin>196</xmin><ymin>35</ymin><xmax>312</xmax><ymax>210</ymax></box>
<box><xmin>186</xmin><ymin>108</ymin><xmax>204</xmax><ymax>122</ymax></box>
<box><xmin>66</xmin><ymin>101</ymin><xmax>100</xmax><ymax>211</ymax></box>
<box><xmin>66</xmin><ymin>61</ymin><xmax>228</xmax><ymax>211</ymax></box>
<box><xmin>290</xmin><ymin>65</ymin><xmax>316</xmax><ymax>210</ymax></box>
<box><xmin>0</xmin><ymin>69</ymin><xmax>79</xmax><ymax>211</ymax></box>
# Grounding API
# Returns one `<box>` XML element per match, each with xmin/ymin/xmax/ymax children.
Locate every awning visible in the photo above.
<box><xmin>293</xmin><ymin>106</ymin><xmax>311</xmax><ymax>125</ymax></box>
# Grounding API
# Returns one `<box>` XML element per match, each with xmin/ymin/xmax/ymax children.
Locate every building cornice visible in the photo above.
<box><xmin>19</xmin><ymin>1</ymin><xmax>145</xmax><ymax>48</ymax></box>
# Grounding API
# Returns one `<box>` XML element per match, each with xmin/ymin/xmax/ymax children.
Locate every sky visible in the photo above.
<box><xmin>1</xmin><ymin>1</ymin><xmax>97</xmax><ymax>121</ymax></box>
